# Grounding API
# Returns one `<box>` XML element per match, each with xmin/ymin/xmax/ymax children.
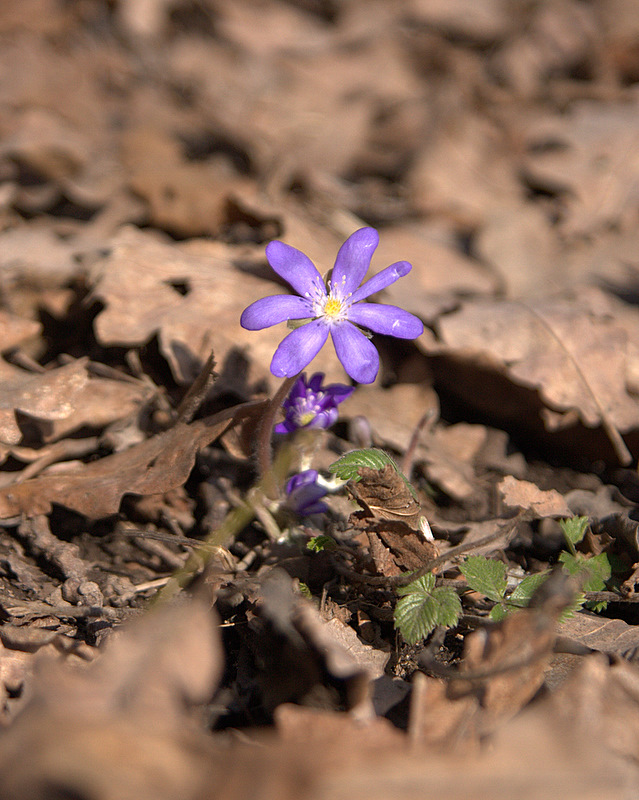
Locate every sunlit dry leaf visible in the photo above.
<box><xmin>558</xmin><ymin>610</ymin><xmax>639</xmax><ymax>661</ymax></box>
<box><xmin>523</xmin><ymin>96</ymin><xmax>639</xmax><ymax>236</ymax></box>
<box><xmin>0</xmin><ymin>359</ymin><xmax>87</xmax><ymax>446</ymax></box>
<box><xmin>424</xmin><ymin>291</ymin><xmax>639</xmax><ymax>436</ymax></box>
<box><xmin>0</xmin><ymin>401</ymin><xmax>261</xmax><ymax>519</ymax></box>
<box><xmin>89</xmin><ymin>227</ymin><xmax>343</xmax><ymax>385</ymax></box>
<box><xmin>498</xmin><ymin>475</ymin><xmax>572</xmax><ymax>517</ymax></box>
<box><xmin>122</xmin><ymin>127</ymin><xmax>254</xmax><ymax>238</ymax></box>
<box><xmin>0</xmin><ymin>310</ymin><xmax>41</xmax><ymax>350</ymax></box>
<box><xmin>0</xmin><ymin>357</ymin><xmax>151</xmax><ymax>452</ymax></box>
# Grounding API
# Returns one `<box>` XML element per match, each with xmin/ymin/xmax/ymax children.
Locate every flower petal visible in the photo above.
<box><xmin>321</xmin><ymin>383</ymin><xmax>355</xmax><ymax>403</ymax></box>
<box><xmin>331</xmin><ymin>322</ymin><xmax>379</xmax><ymax>384</ymax></box>
<box><xmin>240</xmin><ymin>295</ymin><xmax>313</xmax><ymax>330</ymax></box>
<box><xmin>270</xmin><ymin>319</ymin><xmax>329</xmax><ymax>377</ymax></box>
<box><xmin>348</xmin><ymin>261</ymin><xmax>412</xmax><ymax>304</ymax></box>
<box><xmin>347</xmin><ymin>303</ymin><xmax>424</xmax><ymax>339</ymax></box>
<box><xmin>265</xmin><ymin>241</ymin><xmax>325</xmax><ymax>297</ymax></box>
<box><xmin>331</xmin><ymin>228</ymin><xmax>379</xmax><ymax>297</ymax></box>
<box><xmin>307</xmin><ymin>372</ymin><xmax>324</xmax><ymax>392</ymax></box>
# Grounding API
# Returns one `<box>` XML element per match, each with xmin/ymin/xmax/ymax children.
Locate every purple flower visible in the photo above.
<box><xmin>240</xmin><ymin>228</ymin><xmax>423</xmax><ymax>384</ymax></box>
<box><xmin>274</xmin><ymin>372</ymin><xmax>354</xmax><ymax>434</ymax></box>
<box><xmin>285</xmin><ymin>470</ymin><xmax>329</xmax><ymax>516</ymax></box>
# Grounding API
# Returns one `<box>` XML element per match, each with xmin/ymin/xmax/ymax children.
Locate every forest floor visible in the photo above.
<box><xmin>1</xmin><ymin>1</ymin><xmax>639</xmax><ymax>798</ymax></box>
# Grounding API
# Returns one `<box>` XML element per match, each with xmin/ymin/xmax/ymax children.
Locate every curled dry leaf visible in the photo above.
<box><xmin>0</xmin><ymin>401</ymin><xmax>262</xmax><ymax>519</ymax></box>
<box><xmin>0</xmin><ymin>357</ymin><xmax>151</xmax><ymax>454</ymax></box>
<box><xmin>423</xmin><ymin>290</ymin><xmax>639</xmax><ymax>461</ymax></box>
<box><xmin>498</xmin><ymin>475</ymin><xmax>572</xmax><ymax>518</ymax></box>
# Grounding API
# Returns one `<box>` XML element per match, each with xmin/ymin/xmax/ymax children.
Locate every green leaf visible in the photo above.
<box><xmin>559</xmin><ymin>516</ymin><xmax>589</xmax><ymax>555</ymax></box>
<box><xmin>394</xmin><ymin>574</ymin><xmax>461</xmax><ymax>644</ymax></box>
<box><xmin>489</xmin><ymin>604</ymin><xmax>509</xmax><ymax>621</ymax></box>
<box><xmin>508</xmin><ymin>570</ymin><xmax>550</xmax><ymax>607</ymax></box>
<box><xmin>559</xmin><ymin>551</ymin><xmax>610</xmax><ymax>592</ymax></box>
<box><xmin>306</xmin><ymin>535</ymin><xmax>338</xmax><ymax>553</ymax></box>
<box><xmin>460</xmin><ymin>556</ymin><xmax>508</xmax><ymax>602</ymax></box>
<box><xmin>298</xmin><ymin>582</ymin><xmax>312</xmax><ymax>599</ymax></box>
<box><xmin>328</xmin><ymin>448</ymin><xmax>417</xmax><ymax>499</ymax></box>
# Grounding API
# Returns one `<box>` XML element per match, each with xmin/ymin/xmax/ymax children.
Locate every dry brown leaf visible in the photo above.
<box><xmin>558</xmin><ymin>610</ymin><xmax>639</xmax><ymax>660</ymax></box>
<box><xmin>407</xmin><ymin>0</ymin><xmax>511</xmax><ymax>44</ymax></box>
<box><xmin>424</xmin><ymin>291</ymin><xmax>639</xmax><ymax>438</ymax></box>
<box><xmin>367</xmin><ymin>225</ymin><xmax>498</xmax><ymax>315</ymax></box>
<box><xmin>0</xmin><ymin>358</ymin><xmax>151</xmax><ymax>451</ymax></box>
<box><xmin>340</xmin><ymin>382</ymin><xmax>439</xmax><ymax>454</ymax></box>
<box><xmin>489</xmin><ymin>0</ymin><xmax>598</xmax><ymax>97</ymax></box>
<box><xmin>539</xmin><ymin>652</ymin><xmax>639</xmax><ymax>766</ymax></box>
<box><xmin>89</xmin><ymin>226</ymin><xmax>344</xmax><ymax>385</ymax></box>
<box><xmin>408</xmin><ymin>112</ymin><xmax>523</xmax><ymax>228</ymax></box>
<box><xmin>0</xmin><ymin>401</ymin><xmax>261</xmax><ymax>519</ymax></box>
<box><xmin>0</xmin><ymin>359</ymin><xmax>87</xmax><ymax>446</ymax></box>
<box><xmin>499</xmin><ymin>475</ymin><xmax>572</xmax><ymax>517</ymax></box>
<box><xmin>0</xmin><ymin>597</ymin><xmax>223</xmax><ymax>800</ymax></box>
<box><xmin>0</xmin><ymin>310</ymin><xmax>41</xmax><ymax>350</ymax></box>
<box><xmin>523</xmin><ymin>95</ymin><xmax>639</xmax><ymax>236</ymax></box>
<box><xmin>419</xmin><ymin>423</ymin><xmax>488</xmax><ymax>501</ymax></box>
<box><xmin>474</xmin><ymin>203</ymin><xmax>561</xmax><ymax>298</ymax></box>
<box><xmin>122</xmin><ymin>126</ymin><xmax>254</xmax><ymax>238</ymax></box>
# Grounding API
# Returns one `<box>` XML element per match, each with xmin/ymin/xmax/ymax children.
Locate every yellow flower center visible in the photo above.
<box><xmin>323</xmin><ymin>296</ymin><xmax>343</xmax><ymax>318</ymax></box>
<box><xmin>299</xmin><ymin>412</ymin><xmax>316</xmax><ymax>426</ymax></box>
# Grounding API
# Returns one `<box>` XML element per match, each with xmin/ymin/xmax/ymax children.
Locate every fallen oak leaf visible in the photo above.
<box><xmin>0</xmin><ymin>400</ymin><xmax>265</xmax><ymax>520</ymax></box>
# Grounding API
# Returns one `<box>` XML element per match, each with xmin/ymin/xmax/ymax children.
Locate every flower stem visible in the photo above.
<box><xmin>256</xmin><ymin>374</ymin><xmax>299</xmax><ymax>483</ymax></box>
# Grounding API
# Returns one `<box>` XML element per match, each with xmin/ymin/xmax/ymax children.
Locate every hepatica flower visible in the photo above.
<box><xmin>240</xmin><ymin>228</ymin><xmax>423</xmax><ymax>384</ymax></box>
<box><xmin>285</xmin><ymin>470</ymin><xmax>329</xmax><ymax>516</ymax></box>
<box><xmin>275</xmin><ymin>372</ymin><xmax>354</xmax><ymax>434</ymax></box>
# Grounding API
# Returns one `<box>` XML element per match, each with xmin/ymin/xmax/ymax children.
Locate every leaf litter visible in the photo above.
<box><xmin>0</xmin><ymin>1</ymin><xmax>639</xmax><ymax>798</ymax></box>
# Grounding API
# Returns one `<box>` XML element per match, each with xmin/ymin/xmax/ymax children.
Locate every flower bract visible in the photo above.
<box><xmin>284</xmin><ymin>470</ymin><xmax>329</xmax><ymax>516</ymax></box>
<box><xmin>240</xmin><ymin>227</ymin><xmax>423</xmax><ymax>384</ymax></box>
<box><xmin>274</xmin><ymin>372</ymin><xmax>354</xmax><ymax>434</ymax></box>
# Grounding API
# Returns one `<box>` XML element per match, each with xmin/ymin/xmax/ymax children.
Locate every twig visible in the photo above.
<box><xmin>175</xmin><ymin>348</ymin><xmax>218</xmax><ymax>424</ymax></box>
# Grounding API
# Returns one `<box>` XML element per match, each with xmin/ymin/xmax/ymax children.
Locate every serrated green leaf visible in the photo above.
<box><xmin>328</xmin><ymin>449</ymin><xmax>417</xmax><ymax>499</ymax></box>
<box><xmin>430</xmin><ymin>587</ymin><xmax>462</xmax><ymax>627</ymax></box>
<box><xmin>559</xmin><ymin>516</ymin><xmax>589</xmax><ymax>554</ymax></box>
<box><xmin>581</xmin><ymin>553</ymin><xmax>611</xmax><ymax>592</ymax></box>
<box><xmin>328</xmin><ymin>448</ymin><xmax>396</xmax><ymax>481</ymax></box>
<box><xmin>508</xmin><ymin>570</ymin><xmax>550</xmax><ymax>607</ymax></box>
<box><xmin>393</xmin><ymin>575</ymin><xmax>461</xmax><ymax>644</ymax></box>
<box><xmin>559</xmin><ymin>551</ymin><xmax>610</xmax><ymax>593</ymax></box>
<box><xmin>489</xmin><ymin>604</ymin><xmax>509</xmax><ymax>621</ymax></box>
<box><xmin>396</xmin><ymin>573</ymin><xmax>436</xmax><ymax>597</ymax></box>
<box><xmin>460</xmin><ymin>556</ymin><xmax>508</xmax><ymax>602</ymax></box>
<box><xmin>559</xmin><ymin>591</ymin><xmax>587</xmax><ymax>621</ymax></box>
<box><xmin>306</xmin><ymin>535</ymin><xmax>337</xmax><ymax>553</ymax></box>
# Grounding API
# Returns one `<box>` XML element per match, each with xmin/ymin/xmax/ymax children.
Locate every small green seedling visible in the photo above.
<box><xmin>393</xmin><ymin>573</ymin><xmax>462</xmax><ymax>644</ymax></box>
<box><xmin>461</xmin><ymin>516</ymin><xmax>611</xmax><ymax>620</ymax></box>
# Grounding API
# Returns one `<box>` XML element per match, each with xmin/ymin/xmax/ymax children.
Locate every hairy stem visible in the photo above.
<box><xmin>256</xmin><ymin>374</ymin><xmax>299</xmax><ymax>481</ymax></box>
